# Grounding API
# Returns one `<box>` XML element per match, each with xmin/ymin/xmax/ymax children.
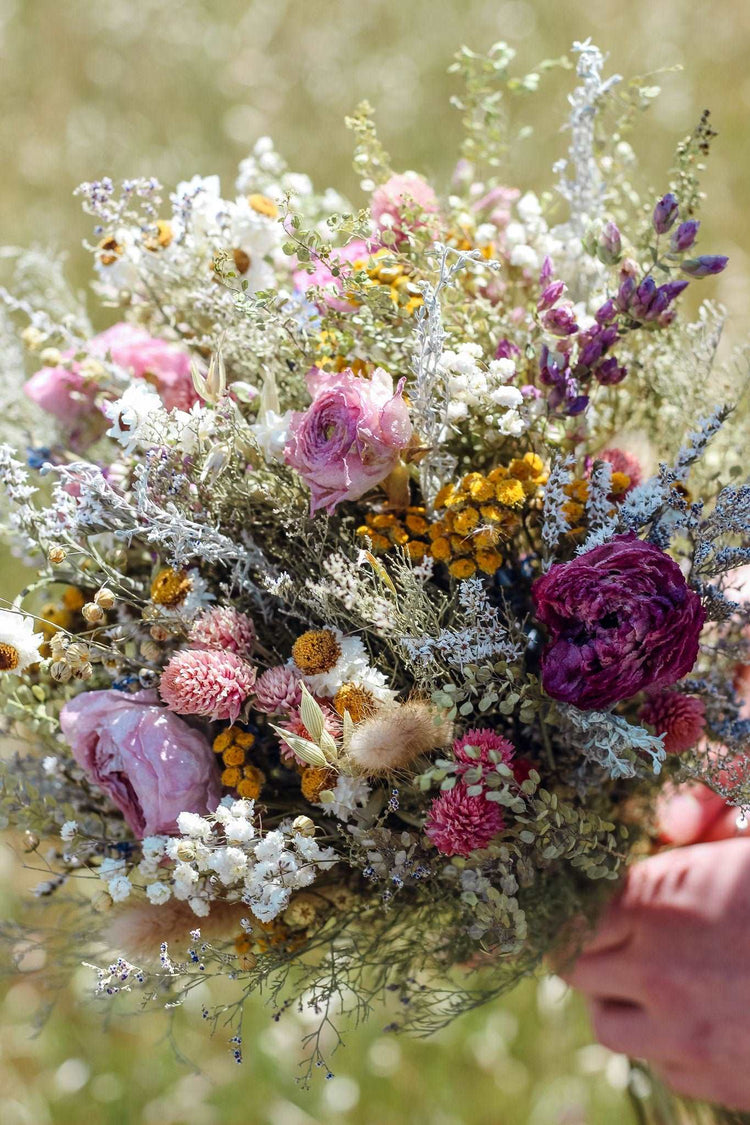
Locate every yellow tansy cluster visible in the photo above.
<box><xmin>356</xmin><ymin>506</ymin><xmax>431</xmax><ymax>562</ymax></box>
<box><xmin>428</xmin><ymin>453</ymin><xmax>547</xmax><ymax>579</ymax></box>
<box><xmin>213</xmin><ymin>726</ymin><xmax>265</xmax><ymax>799</ymax></box>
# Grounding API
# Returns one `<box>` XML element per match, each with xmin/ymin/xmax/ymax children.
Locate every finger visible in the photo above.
<box><xmin>655</xmin><ymin>1063</ymin><xmax>718</xmax><ymax>1106</ymax></box>
<box><xmin>577</xmin><ymin>901</ymin><xmax>635</xmax><ymax>956</ymax></box>
<box><xmin>563</xmin><ymin>950</ymin><xmax>645</xmax><ymax>1004</ymax></box>
<box><xmin>701</xmin><ymin>805</ymin><xmax>750</xmax><ymax>842</ymax></box>
<box><xmin>588</xmin><ymin>999</ymin><xmax>659</xmax><ymax>1060</ymax></box>
<box><xmin>656</xmin><ymin>785</ymin><xmax>727</xmax><ymax>846</ymax></box>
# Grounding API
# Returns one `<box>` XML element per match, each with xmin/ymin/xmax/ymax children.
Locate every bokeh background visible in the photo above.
<box><xmin>1</xmin><ymin>1</ymin><xmax>749</xmax><ymax>1122</ymax></box>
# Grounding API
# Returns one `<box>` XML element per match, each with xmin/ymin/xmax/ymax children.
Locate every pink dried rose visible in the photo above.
<box><xmin>293</xmin><ymin>239</ymin><xmax>372</xmax><ymax>312</ymax></box>
<box><xmin>188</xmin><ymin>607</ymin><xmax>256</xmax><ymax>660</ymax></box>
<box><xmin>424</xmin><ymin>784</ymin><xmax>504</xmax><ymax>857</ymax></box>
<box><xmin>371</xmin><ymin>173</ymin><xmax>439</xmax><ymax>243</ymax></box>
<box><xmin>284</xmin><ymin>366</ymin><xmax>412</xmax><ymax>514</ymax></box>
<box><xmin>253</xmin><ymin>666</ymin><xmax>303</xmax><ymax>715</ymax></box>
<box><xmin>24</xmin><ymin>322</ymin><xmax>198</xmax><ymax>423</ymax></box>
<box><xmin>59</xmin><ymin>689</ymin><xmax>220</xmax><ymax>838</ymax></box>
<box><xmin>159</xmin><ymin>649</ymin><xmax>256</xmax><ymax>723</ymax></box>
<box><xmin>639</xmin><ymin>691</ymin><xmax>706</xmax><ymax>755</ymax></box>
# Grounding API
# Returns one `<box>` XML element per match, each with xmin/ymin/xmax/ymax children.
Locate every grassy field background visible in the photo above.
<box><xmin>1</xmin><ymin>1</ymin><xmax>749</xmax><ymax>1121</ymax></box>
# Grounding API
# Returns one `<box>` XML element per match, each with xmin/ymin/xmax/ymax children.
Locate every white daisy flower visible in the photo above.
<box><xmin>103</xmin><ymin>383</ymin><xmax>165</xmax><ymax>454</ymax></box>
<box><xmin>0</xmin><ymin>609</ymin><xmax>43</xmax><ymax>676</ymax></box>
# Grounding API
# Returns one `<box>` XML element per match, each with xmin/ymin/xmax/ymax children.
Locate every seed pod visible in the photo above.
<box><xmin>82</xmin><ymin>602</ymin><xmax>105</xmax><ymax>625</ymax></box>
<box><xmin>48</xmin><ymin>545</ymin><xmax>67</xmax><ymax>565</ymax></box>
<box><xmin>94</xmin><ymin>588</ymin><xmax>116</xmax><ymax>609</ymax></box>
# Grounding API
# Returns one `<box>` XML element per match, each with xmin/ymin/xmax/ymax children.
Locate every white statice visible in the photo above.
<box><xmin>0</xmin><ymin>608</ymin><xmax>44</xmax><ymax>676</ymax></box>
<box><xmin>108</xmin><ymin>875</ymin><xmax>132</xmax><ymax>903</ymax></box>
<box><xmin>319</xmin><ymin>776</ymin><xmax>371</xmax><ymax>822</ymax></box>
<box><xmin>145</xmin><ymin>881</ymin><xmax>171</xmax><ymax>906</ymax></box>
<box><xmin>60</xmin><ymin>821</ymin><xmax>78</xmax><ymax>842</ymax></box>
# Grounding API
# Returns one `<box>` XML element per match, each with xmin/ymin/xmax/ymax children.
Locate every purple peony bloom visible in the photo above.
<box><xmin>532</xmin><ymin>534</ymin><xmax>704</xmax><ymax>710</ymax></box>
<box><xmin>60</xmin><ymin>689</ymin><xmax>221</xmax><ymax>837</ymax></box>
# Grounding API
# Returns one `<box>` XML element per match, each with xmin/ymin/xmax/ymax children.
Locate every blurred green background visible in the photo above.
<box><xmin>1</xmin><ymin>1</ymin><xmax>749</xmax><ymax>1121</ymax></box>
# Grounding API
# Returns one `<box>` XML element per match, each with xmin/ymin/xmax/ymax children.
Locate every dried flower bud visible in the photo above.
<box><xmin>75</xmin><ymin>662</ymin><xmax>94</xmax><ymax>680</ymax></box>
<box><xmin>50</xmin><ymin>660</ymin><xmax>73</xmax><ymax>683</ymax></box>
<box><xmin>23</xmin><ymin>831</ymin><xmax>40</xmax><ymax>852</ymax></box>
<box><xmin>94</xmin><ymin>588</ymin><xmax>116</xmax><ymax>609</ymax></box>
<box><xmin>82</xmin><ymin>602</ymin><xmax>105</xmax><ymax>624</ymax></box>
<box><xmin>21</xmin><ymin>325</ymin><xmax>45</xmax><ymax>351</ymax></box>
<box><xmin>65</xmin><ymin>642</ymin><xmax>90</xmax><ymax>665</ymax></box>
<box><xmin>140</xmin><ymin>640</ymin><xmax>161</xmax><ymax>662</ymax></box>
<box><xmin>49</xmin><ymin>633</ymin><xmax>69</xmax><ymax>659</ymax></box>
<box><xmin>150</xmin><ymin>624</ymin><xmax>172</xmax><ymax>642</ymax></box>
<box><xmin>670</xmin><ymin>220</ymin><xmax>700</xmax><ymax>253</ymax></box>
<box><xmin>597</xmin><ymin>221</ymin><xmax>622</xmax><ymax>264</ymax></box>
<box><xmin>92</xmin><ymin>891</ymin><xmax>113</xmax><ymax>913</ymax></box>
<box><xmin>292</xmin><ymin>815</ymin><xmax>315</xmax><ymax>837</ymax></box>
<box><xmin>47</xmin><ymin>545</ymin><xmax>67</xmax><ymax>565</ymax></box>
<box><xmin>652</xmin><ymin>192</ymin><xmax>679</xmax><ymax>234</ymax></box>
<box><xmin>680</xmin><ymin>255</ymin><xmax>729</xmax><ymax>278</ymax></box>
<box><xmin>176</xmin><ymin>841</ymin><xmax>196</xmax><ymax>862</ymax></box>
<box><xmin>40</xmin><ymin>346</ymin><xmax>62</xmax><ymax>367</ymax></box>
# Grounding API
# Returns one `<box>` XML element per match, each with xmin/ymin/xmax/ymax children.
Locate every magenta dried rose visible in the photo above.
<box><xmin>59</xmin><ymin>689</ymin><xmax>220</xmax><ymax>838</ymax></box>
<box><xmin>532</xmin><ymin>534</ymin><xmax>704</xmax><ymax>709</ymax></box>
<box><xmin>284</xmin><ymin>366</ymin><xmax>412</xmax><ymax>514</ymax></box>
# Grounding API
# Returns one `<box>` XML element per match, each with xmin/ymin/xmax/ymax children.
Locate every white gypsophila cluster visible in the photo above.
<box><xmin>236</xmin><ymin>136</ymin><xmax>351</xmax><ymax>227</ymax></box>
<box><xmin>401</xmin><ymin>577</ymin><xmax>524</xmax><ymax>672</ymax></box>
<box><xmin>317</xmin><ymin>775</ymin><xmax>371</xmax><ymax>823</ymax></box>
<box><xmin>438</xmin><ymin>343</ymin><xmax>526</xmax><ymax>436</ymax></box>
<box><xmin>148</xmin><ymin>801</ymin><xmax>337</xmax><ymax>921</ymax></box>
<box><xmin>558</xmin><ymin>706</ymin><xmax>666</xmax><ymax>780</ymax></box>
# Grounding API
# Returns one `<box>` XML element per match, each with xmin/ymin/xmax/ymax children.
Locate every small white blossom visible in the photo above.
<box><xmin>60</xmin><ymin>821</ymin><xmax>78</xmax><ymax>842</ymax></box>
<box><xmin>146</xmin><ymin>881</ymin><xmax>172</xmax><ymax>906</ymax></box>
<box><xmin>108</xmin><ymin>875</ymin><xmax>132</xmax><ymax>903</ymax></box>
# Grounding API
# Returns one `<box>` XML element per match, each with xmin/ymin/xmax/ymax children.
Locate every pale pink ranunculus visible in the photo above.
<box><xmin>24</xmin><ymin>322</ymin><xmax>198</xmax><ymax>422</ymax></box>
<box><xmin>59</xmin><ymin>689</ymin><xmax>220</xmax><ymax>838</ymax></box>
<box><xmin>293</xmin><ymin>239</ymin><xmax>372</xmax><ymax>312</ymax></box>
<box><xmin>371</xmin><ymin>173</ymin><xmax>439</xmax><ymax>243</ymax></box>
<box><xmin>284</xmin><ymin>366</ymin><xmax>412</xmax><ymax>514</ymax></box>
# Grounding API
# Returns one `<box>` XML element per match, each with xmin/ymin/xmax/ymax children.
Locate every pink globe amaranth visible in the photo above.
<box><xmin>284</xmin><ymin>366</ymin><xmax>412</xmax><ymax>514</ymax></box>
<box><xmin>533</xmin><ymin>534</ymin><xmax>705</xmax><ymax>710</ymax></box>
<box><xmin>159</xmin><ymin>649</ymin><xmax>256</xmax><ymax>723</ymax></box>
<box><xmin>639</xmin><ymin>690</ymin><xmax>706</xmax><ymax>755</ymax></box>
<box><xmin>293</xmin><ymin>239</ymin><xmax>372</xmax><ymax>312</ymax></box>
<box><xmin>59</xmin><ymin>689</ymin><xmax>220</xmax><ymax>838</ymax></box>
<box><xmin>188</xmin><ymin>607</ymin><xmax>256</xmax><ymax>660</ymax></box>
<box><xmin>424</xmin><ymin>784</ymin><xmax>504</xmax><ymax>857</ymax></box>
<box><xmin>371</xmin><ymin>173</ymin><xmax>439</xmax><ymax>243</ymax></box>
<box><xmin>253</xmin><ymin>665</ymin><xmax>303</xmax><ymax>715</ymax></box>
<box><xmin>23</xmin><ymin>322</ymin><xmax>198</xmax><ymax>422</ymax></box>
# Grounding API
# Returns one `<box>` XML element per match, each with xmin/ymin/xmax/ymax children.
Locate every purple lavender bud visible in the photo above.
<box><xmin>670</xmin><ymin>220</ymin><xmax>700</xmax><ymax>253</ymax></box>
<box><xmin>595</xmin><ymin>298</ymin><xmax>618</xmax><ymax>325</ymax></box>
<box><xmin>567</xmin><ymin>395</ymin><xmax>589</xmax><ymax>416</ymax></box>
<box><xmin>537</xmin><ymin>280</ymin><xmax>566</xmax><ymax>312</ymax></box>
<box><xmin>520</xmin><ymin>384</ymin><xmax>542</xmax><ymax>399</ymax></box>
<box><xmin>616</xmin><ymin>275</ymin><xmax>636</xmax><ymax>312</ymax></box>
<box><xmin>542</xmin><ymin>306</ymin><xmax>578</xmax><ymax>337</ymax></box>
<box><xmin>680</xmin><ymin>255</ymin><xmax>729</xmax><ymax>278</ymax></box>
<box><xmin>660</xmin><ymin>279</ymin><xmax>690</xmax><ymax>302</ymax></box>
<box><xmin>653</xmin><ymin>193</ymin><xmax>679</xmax><ymax>235</ymax></box>
<box><xmin>539</xmin><ymin>256</ymin><xmax>553</xmax><ymax>286</ymax></box>
<box><xmin>595</xmin><ymin>357</ymin><xmax>628</xmax><ymax>386</ymax></box>
<box><xmin>643</xmin><ymin>290</ymin><xmax>670</xmax><ymax>321</ymax></box>
<box><xmin>495</xmin><ymin>338</ymin><xmax>521</xmax><ymax>360</ymax></box>
<box><xmin>630</xmin><ymin>277</ymin><xmax>657</xmax><ymax>319</ymax></box>
<box><xmin>597</xmin><ymin>221</ymin><xmax>622</xmax><ymax>264</ymax></box>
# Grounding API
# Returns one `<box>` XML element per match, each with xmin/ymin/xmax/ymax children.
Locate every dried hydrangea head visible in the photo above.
<box><xmin>159</xmin><ymin>649</ymin><xmax>256</xmax><ymax>723</ymax></box>
<box><xmin>346</xmin><ymin>700</ymin><xmax>453</xmax><ymax>777</ymax></box>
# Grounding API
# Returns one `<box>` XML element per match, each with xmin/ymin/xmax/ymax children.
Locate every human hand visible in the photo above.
<box><xmin>561</xmin><ymin>838</ymin><xmax>750</xmax><ymax>1109</ymax></box>
<box><xmin>657</xmin><ymin>782</ymin><xmax>745</xmax><ymax>846</ymax></box>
